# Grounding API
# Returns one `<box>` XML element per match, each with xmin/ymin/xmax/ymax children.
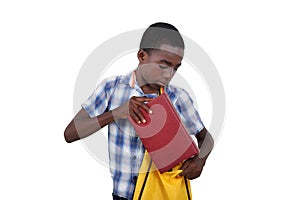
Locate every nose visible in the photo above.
<box><xmin>162</xmin><ymin>67</ymin><xmax>175</xmax><ymax>78</ymax></box>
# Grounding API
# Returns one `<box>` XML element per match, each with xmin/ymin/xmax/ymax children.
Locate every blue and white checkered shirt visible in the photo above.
<box><xmin>82</xmin><ymin>71</ymin><xmax>204</xmax><ymax>199</ymax></box>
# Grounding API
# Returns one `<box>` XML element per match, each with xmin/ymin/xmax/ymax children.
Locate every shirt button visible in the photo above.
<box><xmin>132</xmin><ymin>155</ymin><xmax>137</xmax><ymax>160</ymax></box>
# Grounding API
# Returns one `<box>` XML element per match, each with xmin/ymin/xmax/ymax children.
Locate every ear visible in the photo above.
<box><xmin>137</xmin><ymin>49</ymin><xmax>147</xmax><ymax>63</ymax></box>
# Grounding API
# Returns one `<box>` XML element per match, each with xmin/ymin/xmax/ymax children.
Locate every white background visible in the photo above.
<box><xmin>1</xmin><ymin>0</ymin><xmax>299</xmax><ymax>199</ymax></box>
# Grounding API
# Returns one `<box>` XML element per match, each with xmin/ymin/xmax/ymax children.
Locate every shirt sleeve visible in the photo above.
<box><xmin>175</xmin><ymin>88</ymin><xmax>204</xmax><ymax>135</ymax></box>
<box><xmin>82</xmin><ymin>76</ymin><xmax>118</xmax><ymax>118</ymax></box>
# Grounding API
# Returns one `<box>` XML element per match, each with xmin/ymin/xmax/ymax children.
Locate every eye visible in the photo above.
<box><xmin>159</xmin><ymin>65</ymin><xmax>168</xmax><ymax>69</ymax></box>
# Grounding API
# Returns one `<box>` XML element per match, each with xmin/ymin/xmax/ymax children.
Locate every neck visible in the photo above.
<box><xmin>141</xmin><ymin>84</ymin><xmax>160</xmax><ymax>94</ymax></box>
<box><xmin>135</xmin><ymin>68</ymin><xmax>159</xmax><ymax>94</ymax></box>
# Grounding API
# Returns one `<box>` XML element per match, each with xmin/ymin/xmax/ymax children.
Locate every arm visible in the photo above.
<box><xmin>180</xmin><ymin>127</ymin><xmax>214</xmax><ymax>179</ymax></box>
<box><xmin>64</xmin><ymin>108</ymin><xmax>115</xmax><ymax>143</ymax></box>
<box><xmin>195</xmin><ymin>127</ymin><xmax>214</xmax><ymax>160</ymax></box>
<box><xmin>64</xmin><ymin>96</ymin><xmax>153</xmax><ymax>143</ymax></box>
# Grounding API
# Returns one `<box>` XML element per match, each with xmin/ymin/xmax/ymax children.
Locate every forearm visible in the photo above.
<box><xmin>64</xmin><ymin>96</ymin><xmax>151</xmax><ymax>143</ymax></box>
<box><xmin>76</xmin><ymin>110</ymin><xmax>115</xmax><ymax>138</ymax></box>
<box><xmin>197</xmin><ymin>128</ymin><xmax>214</xmax><ymax>159</ymax></box>
<box><xmin>64</xmin><ymin>110</ymin><xmax>116</xmax><ymax>143</ymax></box>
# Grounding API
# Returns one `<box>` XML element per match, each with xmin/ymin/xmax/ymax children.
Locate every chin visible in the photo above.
<box><xmin>158</xmin><ymin>83</ymin><xmax>167</xmax><ymax>87</ymax></box>
<box><xmin>148</xmin><ymin>83</ymin><xmax>161</xmax><ymax>89</ymax></box>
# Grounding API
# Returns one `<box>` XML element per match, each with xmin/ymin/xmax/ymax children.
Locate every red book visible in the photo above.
<box><xmin>129</xmin><ymin>93</ymin><xmax>199</xmax><ymax>173</ymax></box>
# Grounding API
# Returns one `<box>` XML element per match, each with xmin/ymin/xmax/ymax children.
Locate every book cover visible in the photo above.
<box><xmin>129</xmin><ymin>93</ymin><xmax>199</xmax><ymax>173</ymax></box>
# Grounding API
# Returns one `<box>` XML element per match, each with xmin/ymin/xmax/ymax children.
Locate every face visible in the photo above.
<box><xmin>137</xmin><ymin>44</ymin><xmax>183</xmax><ymax>93</ymax></box>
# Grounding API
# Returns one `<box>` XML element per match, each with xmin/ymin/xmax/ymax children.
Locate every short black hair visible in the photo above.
<box><xmin>139</xmin><ymin>22</ymin><xmax>185</xmax><ymax>54</ymax></box>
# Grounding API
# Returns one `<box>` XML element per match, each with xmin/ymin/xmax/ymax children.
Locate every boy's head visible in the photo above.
<box><xmin>139</xmin><ymin>22</ymin><xmax>185</xmax><ymax>56</ymax></box>
<box><xmin>136</xmin><ymin>23</ymin><xmax>184</xmax><ymax>91</ymax></box>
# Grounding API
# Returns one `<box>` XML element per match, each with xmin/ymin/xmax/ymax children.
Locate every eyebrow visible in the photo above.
<box><xmin>160</xmin><ymin>59</ymin><xmax>181</xmax><ymax>68</ymax></box>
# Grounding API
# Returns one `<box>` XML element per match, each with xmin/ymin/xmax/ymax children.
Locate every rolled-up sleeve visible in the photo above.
<box><xmin>175</xmin><ymin>88</ymin><xmax>204</xmax><ymax>135</ymax></box>
<box><xmin>82</xmin><ymin>76</ymin><xmax>118</xmax><ymax>118</ymax></box>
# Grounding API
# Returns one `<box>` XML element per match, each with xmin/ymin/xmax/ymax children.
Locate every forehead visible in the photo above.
<box><xmin>158</xmin><ymin>44</ymin><xmax>184</xmax><ymax>57</ymax></box>
<box><xmin>149</xmin><ymin>44</ymin><xmax>183</xmax><ymax>64</ymax></box>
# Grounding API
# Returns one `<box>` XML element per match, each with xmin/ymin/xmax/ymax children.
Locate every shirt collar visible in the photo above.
<box><xmin>127</xmin><ymin>70</ymin><xmax>178</xmax><ymax>103</ymax></box>
<box><xmin>129</xmin><ymin>70</ymin><xmax>136</xmax><ymax>88</ymax></box>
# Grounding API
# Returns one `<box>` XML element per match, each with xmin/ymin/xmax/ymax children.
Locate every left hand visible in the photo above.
<box><xmin>179</xmin><ymin>156</ymin><xmax>206</xmax><ymax>180</ymax></box>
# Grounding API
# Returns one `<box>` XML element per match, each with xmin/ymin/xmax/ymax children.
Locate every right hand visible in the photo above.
<box><xmin>112</xmin><ymin>96</ymin><xmax>153</xmax><ymax>124</ymax></box>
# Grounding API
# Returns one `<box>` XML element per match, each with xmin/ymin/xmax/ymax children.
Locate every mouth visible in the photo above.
<box><xmin>157</xmin><ymin>82</ymin><xmax>166</xmax><ymax>87</ymax></box>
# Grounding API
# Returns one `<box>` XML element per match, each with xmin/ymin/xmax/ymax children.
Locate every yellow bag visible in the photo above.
<box><xmin>133</xmin><ymin>152</ymin><xmax>192</xmax><ymax>200</ymax></box>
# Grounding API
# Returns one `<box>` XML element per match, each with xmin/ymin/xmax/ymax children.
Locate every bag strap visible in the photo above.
<box><xmin>184</xmin><ymin>177</ymin><xmax>191</xmax><ymax>200</ymax></box>
<box><xmin>138</xmin><ymin>159</ymin><xmax>153</xmax><ymax>200</ymax></box>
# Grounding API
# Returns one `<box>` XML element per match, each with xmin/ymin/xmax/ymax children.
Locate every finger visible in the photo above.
<box><xmin>180</xmin><ymin>159</ymin><xmax>192</xmax><ymax>171</ymax></box>
<box><xmin>129</xmin><ymin>101</ymin><xmax>147</xmax><ymax>123</ymax></box>
<box><xmin>137</xmin><ymin>102</ymin><xmax>153</xmax><ymax>115</ymax></box>
<box><xmin>179</xmin><ymin>168</ymin><xmax>191</xmax><ymax>178</ymax></box>
<box><xmin>129</xmin><ymin>109</ymin><xmax>141</xmax><ymax>124</ymax></box>
<box><xmin>131</xmin><ymin>97</ymin><xmax>153</xmax><ymax>115</ymax></box>
<box><xmin>184</xmin><ymin>162</ymin><xmax>204</xmax><ymax>180</ymax></box>
<box><xmin>179</xmin><ymin>162</ymin><xmax>190</xmax><ymax>176</ymax></box>
<box><xmin>135</xmin><ymin>97</ymin><xmax>153</xmax><ymax>102</ymax></box>
<box><xmin>132</xmin><ymin>96</ymin><xmax>153</xmax><ymax>104</ymax></box>
<box><xmin>181</xmin><ymin>166</ymin><xmax>196</xmax><ymax>179</ymax></box>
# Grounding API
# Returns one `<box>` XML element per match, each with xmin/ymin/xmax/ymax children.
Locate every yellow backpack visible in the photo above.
<box><xmin>133</xmin><ymin>152</ymin><xmax>192</xmax><ymax>200</ymax></box>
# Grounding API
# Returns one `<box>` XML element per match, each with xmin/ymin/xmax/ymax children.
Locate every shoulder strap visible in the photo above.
<box><xmin>138</xmin><ymin>159</ymin><xmax>153</xmax><ymax>200</ymax></box>
<box><xmin>184</xmin><ymin>177</ymin><xmax>191</xmax><ymax>200</ymax></box>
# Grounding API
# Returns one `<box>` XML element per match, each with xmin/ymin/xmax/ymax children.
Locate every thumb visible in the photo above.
<box><xmin>180</xmin><ymin>159</ymin><xmax>192</xmax><ymax>171</ymax></box>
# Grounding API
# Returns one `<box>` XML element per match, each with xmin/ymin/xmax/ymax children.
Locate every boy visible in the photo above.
<box><xmin>64</xmin><ymin>22</ymin><xmax>214</xmax><ymax>200</ymax></box>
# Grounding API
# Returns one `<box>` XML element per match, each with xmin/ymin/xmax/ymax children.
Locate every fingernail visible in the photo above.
<box><xmin>142</xmin><ymin>119</ymin><xmax>146</xmax><ymax>123</ymax></box>
<box><xmin>137</xmin><ymin>121</ymin><xmax>141</xmax><ymax>124</ymax></box>
<box><xmin>149</xmin><ymin>110</ymin><xmax>153</xmax><ymax>114</ymax></box>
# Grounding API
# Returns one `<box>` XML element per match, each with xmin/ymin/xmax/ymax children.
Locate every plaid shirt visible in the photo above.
<box><xmin>82</xmin><ymin>71</ymin><xmax>204</xmax><ymax>199</ymax></box>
